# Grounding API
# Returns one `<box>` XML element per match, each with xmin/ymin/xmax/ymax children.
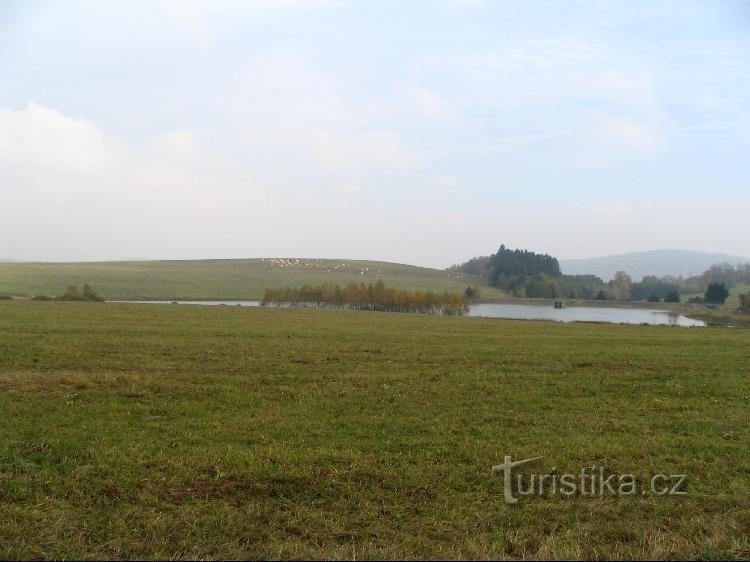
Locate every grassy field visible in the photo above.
<box><xmin>727</xmin><ymin>283</ymin><xmax>750</xmax><ymax>308</ymax></box>
<box><xmin>680</xmin><ymin>283</ymin><xmax>750</xmax><ymax>309</ymax></box>
<box><xmin>673</xmin><ymin>283</ymin><xmax>750</xmax><ymax>327</ymax></box>
<box><xmin>0</xmin><ymin>259</ymin><xmax>498</xmax><ymax>301</ymax></box>
<box><xmin>1</xmin><ymin>301</ymin><xmax>749</xmax><ymax>559</ymax></box>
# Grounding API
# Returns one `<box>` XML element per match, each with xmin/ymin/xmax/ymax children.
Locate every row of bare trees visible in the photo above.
<box><xmin>262</xmin><ymin>280</ymin><xmax>469</xmax><ymax>315</ymax></box>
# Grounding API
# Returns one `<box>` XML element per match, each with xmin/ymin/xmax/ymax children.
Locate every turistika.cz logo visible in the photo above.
<box><xmin>492</xmin><ymin>456</ymin><xmax>688</xmax><ymax>504</ymax></box>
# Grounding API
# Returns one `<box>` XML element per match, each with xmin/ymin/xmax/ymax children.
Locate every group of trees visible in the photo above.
<box><xmin>633</xmin><ymin>263</ymin><xmax>750</xmax><ymax>300</ymax></box>
<box><xmin>681</xmin><ymin>263</ymin><xmax>750</xmax><ymax>294</ymax></box>
<box><xmin>262</xmin><ymin>280</ymin><xmax>469</xmax><ymax>315</ymax></box>
<box><xmin>450</xmin><ymin>245</ymin><xmax>601</xmax><ymax>299</ymax></box>
<box><xmin>451</xmin><ymin>244</ymin><xmax>750</xmax><ymax>305</ymax></box>
<box><xmin>486</xmin><ymin>245</ymin><xmax>561</xmax><ymax>286</ymax></box>
<box><xmin>32</xmin><ymin>284</ymin><xmax>105</xmax><ymax>302</ymax></box>
<box><xmin>627</xmin><ymin>275</ymin><xmax>681</xmax><ymax>302</ymax></box>
<box><xmin>596</xmin><ymin>273</ymin><xmax>736</xmax><ymax>304</ymax></box>
<box><xmin>703</xmin><ymin>282</ymin><xmax>730</xmax><ymax>305</ymax></box>
<box><xmin>594</xmin><ymin>271</ymin><xmax>680</xmax><ymax>302</ymax></box>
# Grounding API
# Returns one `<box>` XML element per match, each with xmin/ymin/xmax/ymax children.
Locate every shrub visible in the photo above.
<box><xmin>31</xmin><ymin>295</ymin><xmax>53</xmax><ymax>301</ymax></box>
<box><xmin>704</xmin><ymin>282</ymin><xmax>730</xmax><ymax>304</ymax></box>
<box><xmin>739</xmin><ymin>292</ymin><xmax>750</xmax><ymax>313</ymax></box>
<box><xmin>664</xmin><ymin>289</ymin><xmax>681</xmax><ymax>303</ymax></box>
<box><xmin>463</xmin><ymin>286</ymin><xmax>481</xmax><ymax>301</ymax></box>
<box><xmin>83</xmin><ymin>284</ymin><xmax>105</xmax><ymax>302</ymax></box>
<box><xmin>56</xmin><ymin>285</ymin><xmax>87</xmax><ymax>301</ymax></box>
<box><xmin>54</xmin><ymin>284</ymin><xmax>105</xmax><ymax>302</ymax></box>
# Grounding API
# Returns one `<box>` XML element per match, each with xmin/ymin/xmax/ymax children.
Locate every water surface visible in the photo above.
<box><xmin>468</xmin><ymin>303</ymin><xmax>705</xmax><ymax>327</ymax></box>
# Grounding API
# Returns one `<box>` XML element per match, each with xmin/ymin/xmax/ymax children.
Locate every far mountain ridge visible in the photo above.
<box><xmin>560</xmin><ymin>249</ymin><xmax>749</xmax><ymax>282</ymax></box>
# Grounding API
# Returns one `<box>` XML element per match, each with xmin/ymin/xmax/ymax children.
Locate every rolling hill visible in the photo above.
<box><xmin>0</xmin><ymin>258</ymin><xmax>498</xmax><ymax>300</ymax></box>
<box><xmin>560</xmin><ymin>249</ymin><xmax>749</xmax><ymax>281</ymax></box>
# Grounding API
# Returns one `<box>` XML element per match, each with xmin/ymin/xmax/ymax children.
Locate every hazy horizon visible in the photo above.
<box><xmin>2</xmin><ymin>1</ymin><xmax>748</xmax><ymax>268</ymax></box>
<box><xmin>2</xmin><ymin>248</ymin><xmax>749</xmax><ymax>271</ymax></box>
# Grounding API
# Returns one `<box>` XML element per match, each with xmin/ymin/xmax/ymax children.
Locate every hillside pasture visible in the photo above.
<box><xmin>0</xmin><ymin>258</ymin><xmax>498</xmax><ymax>300</ymax></box>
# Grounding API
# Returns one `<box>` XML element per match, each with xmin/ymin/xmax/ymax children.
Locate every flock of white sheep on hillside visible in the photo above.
<box><xmin>258</xmin><ymin>257</ymin><xmax>466</xmax><ymax>280</ymax></box>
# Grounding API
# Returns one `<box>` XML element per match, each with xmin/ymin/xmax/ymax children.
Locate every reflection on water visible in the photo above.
<box><xmin>112</xmin><ymin>300</ymin><xmax>706</xmax><ymax>327</ymax></box>
<box><xmin>468</xmin><ymin>303</ymin><xmax>705</xmax><ymax>327</ymax></box>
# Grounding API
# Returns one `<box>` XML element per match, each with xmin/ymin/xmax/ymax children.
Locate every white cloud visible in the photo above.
<box><xmin>323</xmin><ymin>182</ymin><xmax>366</xmax><ymax>198</ymax></box>
<box><xmin>0</xmin><ymin>102</ymin><xmax>123</xmax><ymax>174</ymax></box>
<box><xmin>146</xmin><ymin>130</ymin><xmax>202</xmax><ymax>160</ymax></box>
<box><xmin>590</xmin><ymin>112</ymin><xmax>662</xmax><ymax>152</ymax></box>
<box><xmin>399</xmin><ymin>81</ymin><xmax>464</xmax><ymax>123</ymax></box>
<box><xmin>0</xmin><ymin>104</ymin><xmax>746</xmax><ymax>265</ymax></box>
<box><xmin>0</xmin><ymin>102</ymin><xmax>265</xmax><ymax>260</ymax></box>
<box><xmin>587</xmin><ymin>71</ymin><xmax>660</xmax><ymax>112</ymax></box>
<box><xmin>435</xmin><ymin>175</ymin><xmax>465</xmax><ymax>193</ymax></box>
<box><xmin>440</xmin><ymin>0</ymin><xmax>486</xmax><ymax>8</ymax></box>
<box><xmin>417</xmin><ymin>36</ymin><xmax>664</xmax><ymax>126</ymax></box>
<box><xmin>244</xmin><ymin>127</ymin><xmax>425</xmax><ymax>172</ymax></box>
<box><xmin>2</xmin><ymin>4</ymin><xmax>747</xmax><ymax>267</ymax></box>
<box><xmin>344</xmin><ymin>131</ymin><xmax>424</xmax><ymax>170</ymax></box>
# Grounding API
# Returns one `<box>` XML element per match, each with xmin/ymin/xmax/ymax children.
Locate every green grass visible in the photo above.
<box><xmin>727</xmin><ymin>283</ymin><xmax>750</xmax><ymax>308</ymax></box>
<box><xmin>677</xmin><ymin>283</ymin><xmax>750</xmax><ymax>327</ymax></box>
<box><xmin>679</xmin><ymin>283</ymin><xmax>750</xmax><ymax>310</ymax></box>
<box><xmin>0</xmin><ymin>301</ymin><xmax>748</xmax><ymax>559</ymax></box>
<box><xmin>0</xmin><ymin>259</ymin><xmax>498</xmax><ymax>301</ymax></box>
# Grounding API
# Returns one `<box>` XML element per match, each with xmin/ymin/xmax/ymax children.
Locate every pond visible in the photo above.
<box><xmin>468</xmin><ymin>303</ymin><xmax>705</xmax><ymax>327</ymax></box>
<box><xmin>112</xmin><ymin>300</ymin><xmax>706</xmax><ymax>327</ymax></box>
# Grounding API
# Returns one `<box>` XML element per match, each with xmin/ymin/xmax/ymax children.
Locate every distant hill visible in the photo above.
<box><xmin>560</xmin><ymin>250</ymin><xmax>749</xmax><ymax>281</ymax></box>
<box><xmin>0</xmin><ymin>258</ymin><xmax>500</xmax><ymax>300</ymax></box>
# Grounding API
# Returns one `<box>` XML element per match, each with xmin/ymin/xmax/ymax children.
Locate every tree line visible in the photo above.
<box><xmin>449</xmin><ymin>245</ymin><xmax>600</xmax><ymax>299</ymax></box>
<box><xmin>262</xmin><ymin>280</ymin><xmax>469</xmax><ymax>315</ymax></box>
<box><xmin>450</xmin><ymin>244</ymin><xmax>750</xmax><ymax>304</ymax></box>
<box><xmin>32</xmin><ymin>284</ymin><xmax>104</xmax><ymax>302</ymax></box>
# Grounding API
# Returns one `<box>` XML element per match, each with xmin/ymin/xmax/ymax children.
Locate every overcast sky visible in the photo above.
<box><xmin>1</xmin><ymin>1</ymin><xmax>748</xmax><ymax>267</ymax></box>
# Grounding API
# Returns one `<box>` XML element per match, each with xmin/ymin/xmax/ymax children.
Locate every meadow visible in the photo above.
<box><xmin>0</xmin><ymin>259</ymin><xmax>496</xmax><ymax>301</ymax></box>
<box><xmin>0</xmin><ymin>300</ymin><xmax>748</xmax><ymax>559</ymax></box>
<box><xmin>728</xmin><ymin>283</ymin><xmax>750</xmax><ymax>308</ymax></box>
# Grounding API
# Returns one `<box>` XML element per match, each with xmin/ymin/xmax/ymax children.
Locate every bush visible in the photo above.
<box><xmin>739</xmin><ymin>292</ymin><xmax>750</xmax><ymax>313</ymax></box>
<box><xmin>83</xmin><ymin>284</ymin><xmax>104</xmax><ymax>302</ymax></box>
<box><xmin>664</xmin><ymin>289</ymin><xmax>681</xmax><ymax>303</ymax></box>
<box><xmin>31</xmin><ymin>295</ymin><xmax>53</xmax><ymax>301</ymax></box>
<box><xmin>0</xmin><ymin>293</ymin><xmax>12</xmax><ymax>300</ymax></box>
<box><xmin>56</xmin><ymin>285</ymin><xmax>86</xmax><ymax>301</ymax></box>
<box><xmin>54</xmin><ymin>284</ymin><xmax>105</xmax><ymax>302</ymax></box>
<box><xmin>704</xmin><ymin>282</ymin><xmax>730</xmax><ymax>304</ymax></box>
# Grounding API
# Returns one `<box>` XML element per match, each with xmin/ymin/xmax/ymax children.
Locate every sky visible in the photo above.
<box><xmin>1</xmin><ymin>0</ymin><xmax>749</xmax><ymax>268</ymax></box>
